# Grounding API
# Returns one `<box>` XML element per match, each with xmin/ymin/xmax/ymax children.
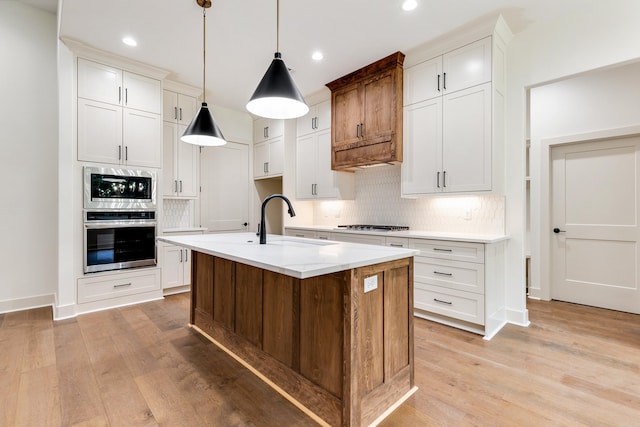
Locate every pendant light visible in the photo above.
<box><xmin>181</xmin><ymin>0</ymin><xmax>226</xmax><ymax>146</ymax></box>
<box><xmin>246</xmin><ymin>0</ymin><xmax>309</xmax><ymax>120</ymax></box>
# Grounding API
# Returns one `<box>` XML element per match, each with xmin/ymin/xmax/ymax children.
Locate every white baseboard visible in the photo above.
<box><xmin>506</xmin><ymin>307</ymin><xmax>530</xmax><ymax>327</ymax></box>
<box><xmin>0</xmin><ymin>293</ymin><xmax>55</xmax><ymax>314</ymax></box>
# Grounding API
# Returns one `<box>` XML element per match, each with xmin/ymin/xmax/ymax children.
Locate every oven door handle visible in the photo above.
<box><xmin>85</xmin><ymin>221</ymin><xmax>157</xmax><ymax>229</ymax></box>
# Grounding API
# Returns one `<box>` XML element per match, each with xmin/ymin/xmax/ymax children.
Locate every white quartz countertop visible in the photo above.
<box><xmin>286</xmin><ymin>225</ymin><xmax>509</xmax><ymax>244</ymax></box>
<box><xmin>157</xmin><ymin>232</ymin><xmax>418</xmax><ymax>279</ymax></box>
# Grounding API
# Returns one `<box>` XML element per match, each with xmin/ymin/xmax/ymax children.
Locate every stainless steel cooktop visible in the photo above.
<box><xmin>336</xmin><ymin>224</ymin><xmax>410</xmax><ymax>232</ymax></box>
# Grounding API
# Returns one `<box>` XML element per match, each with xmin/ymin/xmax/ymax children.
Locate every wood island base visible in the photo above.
<box><xmin>190</xmin><ymin>251</ymin><xmax>415</xmax><ymax>426</ymax></box>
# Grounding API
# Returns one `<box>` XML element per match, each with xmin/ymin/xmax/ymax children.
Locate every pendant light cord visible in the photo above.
<box><xmin>276</xmin><ymin>0</ymin><xmax>280</xmax><ymax>52</ymax></box>
<box><xmin>202</xmin><ymin>6</ymin><xmax>207</xmax><ymax>102</ymax></box>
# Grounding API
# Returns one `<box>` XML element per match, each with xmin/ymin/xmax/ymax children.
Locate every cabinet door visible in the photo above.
<box><xmin>295</xmin><ymin>134</ymin><xmax>317</xmax><ymax>199</ymax></box>
<box><xmin>201</xmin><ymin>142</ymin><xmax>250</xmax><ymax>232</ymax></box>
<box><xmin>315</xmin><ymin>100</ymin><xmax>331</xmax><ymax>131</ymax></box>
<box><xmin>314</xmin><ymin>129</ymin><xmax>338</xmax><ymax>198</ymax></box>
<box><xmin>332</xmin><ymin>83</ymin><xmax>361</xmax><ymax>147</ymax></box>
<box><xmin>297</xmin><ymin>105</ymin><xmax>317</xmax><ymax>137</ymax></box>
<box><xmin>404</xmin><ymin>56</ymin><xmax>442</xmax><ymax>106</ymax></box>
<box><xmin>77</xmin><ymin>59</ymin><xmax>122</xmax><ymax>105</ymax></box>
<box><xmin>123</xmin><ymin>109</ymin><xmax>162</xmax><ymax>168</ymax></box>
<box><xmin>177</xmin><ymin>94</ymin><xmax>198</xmax><ymax>125</ymax></box>
<box><xmin>161</xmin><ymin>245</ymin><xmax>185</xmax><ymax>289</ymax></box>
<box><xmin>267</xmin><ymin>136</ymin><xmax>284</xmax><ymax>176</ymax></box>
<box><xmin>401</xmin><ymin>98</ymin><xmax>442</xmax><ymax>195</ymax></box>
<box><xmin>254</xmin><ymin>141</ymin><xmax>268</xmax><ymax>178</ymax></box>
<box><xmin>162</xmin><ymin>121</ymin><xmax>178</xmax><ymax>196</ymax></box>
<box><xmin>177</xmin><ymin>126</ymin><xmax>199</xmax><ymax>197</ymax></box>
<box><xmin>77</xmin><ymin>99</ymin><xmax>122</xmax><ymax>164</ymax></box>
<box><xmin>442</xmin><ymin>37</ymin><xmax>492</xmax><ymax>94</ymax></box>
<box><xmin>253</xmin><ymin>117</ymin><xmax>269</xmax><ymax>143</ymax></box>
<box><xmin>442</xmin><ymin>83</ymin><xmax>491</xmax><ymax>192</ymax></box>
<box><xmin>362</xmin><ymin>69</ymin><xmax>396</xmax><ymax>142</ymax></box>
<box><xmin>162</xmin><ymin>90</ymin><xmax>179</xmax><ymax>122</ymax></box>
<box><xmin>122</xmin><ymin>72</ymin><xmax>161</xmax><ymax>114</ymax></box>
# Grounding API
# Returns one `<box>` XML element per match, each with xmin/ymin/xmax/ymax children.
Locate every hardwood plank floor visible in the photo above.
<box><xmin>1</xmin><ymin>294</ymin><xmax>639</xmax><ymax>426</ymax></box>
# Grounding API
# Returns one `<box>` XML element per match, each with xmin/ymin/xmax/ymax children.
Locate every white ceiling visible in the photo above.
<box><xmin>42</xmin><ymin>0</ymin><xmax>591</xmax><ymax>112</ymax></box>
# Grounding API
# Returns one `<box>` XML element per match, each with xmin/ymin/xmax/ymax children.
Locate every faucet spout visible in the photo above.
<box><xmin>259</xmin><ymin>194</ymin><xmax>296</xmax><ymax>244</ymax></box>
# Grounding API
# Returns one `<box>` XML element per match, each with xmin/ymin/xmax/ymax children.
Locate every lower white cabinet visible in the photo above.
<box><xmin>160</xmin><ymin>244</ymin><xmax>191</xmax><ymax>292</ymax></box>
<box><xmin>77</xmin><ymin>268</ymin><xmax>161</xmax><ymax>306</ymax></box>
<box><xmin>410</xmin><ymin>238</ymin><xmax>505</xmax><ymax>338</ymax></box>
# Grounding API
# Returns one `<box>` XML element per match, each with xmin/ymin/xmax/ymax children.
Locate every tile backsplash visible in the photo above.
<box><xmin>162</xmin><ymin>199</ymin><xmax>193</xmax><ymax>229</ymax></box>
<box><xmin>311</xmin><ymin>165</ymin><xmax>505</xmax><ymax>234</ymax></box>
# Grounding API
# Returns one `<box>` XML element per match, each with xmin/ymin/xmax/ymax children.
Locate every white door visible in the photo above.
<box><xmin>551</xmin><ymin>136</ymin><xmax>640</xmax><ymax>314</ymax></box>
<box><xmin>200</xmin><ymin>142</ymin><xmax>250</xmax><ymax>232</ymax></box>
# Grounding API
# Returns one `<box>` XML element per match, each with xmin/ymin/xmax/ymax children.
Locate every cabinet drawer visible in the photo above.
<box><xmin>78</xmin><ymin>269</ymin><xmax>161</xmax><ymax>304</ymax></box>
<box><xmin>331</xmin><ymin>232</ymin><xmax>386</xmax><ymax>246</ymax></box>
<box><xmin>386</xmin><ymin>237</ymin><xmax>409</xmax><ymax>248</ymax></box>
<box><xmin>316</xmin><ymin>232</ymin><xmax>332</xmax><ymax>241</ymax></box>
<box><xmin>409</xmin><ymin>239</ymin><xmax>484</xmax><ymax>263</ymax></box>
<box><xmin>414</xmin><ymin>284</ymin><xmax>484</xmax><ymax>325</ymax></box>
<box><xmin>414</xmin><ymin>257</ymin><xmax>484</xmax><ymax>294</ymax></box>
<box><xmin>286</xmin><ymin>229</ymin><xmax>317</xmax><ymax>239</ymax></box>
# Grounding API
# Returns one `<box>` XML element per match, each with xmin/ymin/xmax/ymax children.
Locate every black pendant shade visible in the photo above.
<box><xmin>246</xmin><ymin>53</ymin><xmax>309</xmax><ymax>119</ymax></box>
<box><xmin>181</xmin><ymin>102</ymin><xmax>226</xmax><ymax>146</ymax></box>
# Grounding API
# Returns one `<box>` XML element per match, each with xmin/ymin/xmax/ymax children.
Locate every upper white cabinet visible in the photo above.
<box><xmin>253</xmin><ymin>117</ymin><xmax>284</xmax><ymax>179</ymax></box>
<box><xmin>296</xmin><ymin>100</ymin><xmax>331</xmax><ymax>137</ymax></box>
<box><xmin>295</xmin><ymin>104</ymin><xmax>354</xmax><ymax>200</ymax></box>
<box><xmin>404</xmin><ymin>37</ymin><xmax>492</xmax><ymax>106</ymax></box>
<box><xmin>162</xmin><ymin>90</ymin><xmax>197</xmax><ymax>126</ymax></box>
<box><xmin>162</xmin><ymin>89</ymin><xmax>199</xmax><ymax>198</ymax></box>
<box><xmin>253</xmin><ymin>117</ymin><xmax>284</xmax><ymax>144</ymax></box>
<box><xmin>77</xmin><ymin>58</ymin><xmax>162</xmax><ymax>168</ymax></box>
<box><xmin>402</xmin><ymin>35</ymin><xmax>504</xmax><ymax>196</ymax></box>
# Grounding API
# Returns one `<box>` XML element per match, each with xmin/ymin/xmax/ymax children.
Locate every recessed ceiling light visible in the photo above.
<box><xmin>122</xmin><ymin>37</ymin><xmax>137</xmax><ymax>47</ymax></box>
<box><xmin>312</xmin><ymin>51</ymin><xmax>324</xmax><ymax>61</ymax></box>
<box><xmin>402</xmin><ymin>0</ymin><xmax>418</xmax><ymax>12</ymax></box>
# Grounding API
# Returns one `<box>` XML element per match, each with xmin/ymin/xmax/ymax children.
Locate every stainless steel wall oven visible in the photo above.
<box><xmin>83</xmin><ymin>167</ymin><xmax>157</xmax><ymax>273</ymax></box>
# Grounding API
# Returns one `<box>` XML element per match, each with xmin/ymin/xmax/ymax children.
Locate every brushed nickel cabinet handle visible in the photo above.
<box><xmin>390</xmin><ymin>243</ymin><xmax>404</xmax><ymax>247</ymax></box>
<box><xmin>179</xmin><ymin>180</ymin><xmax>183</xmax><ymax>193</ymax></box>
<box><xmin>443</xmin><ymin>72</ymin><xmax>447</xmax><ymax>90</ymax></box>
<box><xmin>437</xmin><ymin>171</ymin><xmax>440</xmax><ymax>188</ymax></box>
<box><xmin>118</xmin><ymin>86</ymin><xmax>122</xmax><ymax>103</ymax></box>
<box><xmin>174</xmin><ymin>106</ymin><xmax>178</xmax><ymax>120</ymax></box>
<box><xmin>434</xmin><ymin>298</ymin><xmax>452</xmax><ymax>305</ymax></box>
<box><xmin>114</xmin><ymin>282</ymin><xmax>132</xmax><ymax>288</ymax></box>
<box><xmin>443</xmin><ymin>170</ymin><xmax>447</xmax><ymax>188</ymax></box>
<box><xmin>184</xmin><ymin>250</ymin><xmax>188</xmax><ymax>262</ymax></box>
<box><xmin>118</xmin><ymin>145</ymin><xmax>122</xmax><ymax>161</ymax></box>
<box><xmin>433</xmin><ymin>271</ymin><xmax>453</xmax><ymax>276</ymax></box>
<box><xmin>125</xmin><ymin>88</ymin><xmax>128</xmax><ymax>105</ymax></box>
<box><xmin>179</xmin><ymin>108</ymin><xmax>183</xmax><ymax>121</ymax></box>
<box><xmin>433</xmin><ymin>248</ymin><xmax>452</xmax><ymax>252</ymax></box>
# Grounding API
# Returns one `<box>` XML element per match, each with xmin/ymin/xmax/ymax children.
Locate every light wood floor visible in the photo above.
<box><xmin>1</xmin><ymin>294</ymin><xmax>639</xmax><ymax>426</ymax></box>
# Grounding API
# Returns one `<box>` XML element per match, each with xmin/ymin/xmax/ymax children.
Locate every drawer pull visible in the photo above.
<box><xmin>113</xmin><ymin>282</ymin><xmax>132</xmax><ymax>288</ymax></box>
<box><xmin>295</xmin><ymin>234</ymin><xmax>305</xmax><ymax>237</ymax></box>
<box><xmin>433</xmin><ymin>271</ymin><xmax>453</xmax><ymax>276</ymax></box>
<box><xmin>318</xmin><ymin>236</ymin><xmax>328</xmax><ymax>240</ymax></box>
<box><xmin>390</xmin><ymin>243</ymin><xmax>404</xmax><ymax>247</ymax></box>
<box><xmin>433</xmin><ymin>248</ymin><xmax>452</xmax><ymax>252</ymax></box>
<box><xmin>434</xmin><ymin>298</ymin><xmax>452</xmax><ymax>305</ymax></box>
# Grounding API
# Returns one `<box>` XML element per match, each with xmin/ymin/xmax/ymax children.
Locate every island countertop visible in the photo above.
<box><xmin>158</xmin><ymin>232</ymin><xmax>418</xmax><ymax>279</ymax></box>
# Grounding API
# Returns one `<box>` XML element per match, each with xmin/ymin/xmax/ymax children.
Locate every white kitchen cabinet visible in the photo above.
<box><xmin>402</xmin><ymin>34</ymin><xmax>502</xmax><ymax>196</ymax></box>
<box><xmin>200</xmin><ymin>141</ymin><xmax>250</xmax><ymax>232</ymax></box>
<box><xmin>77</xmin><ymin>58</ymin><xmax>162</xmax><ymax>168</ymax></box>
<box><xmin>402</xmin><ymin>83</ymin><xmax>491</xmax><ymax>195</ymax></box>
<box><xmin>296</xmin><ymin>129</ymin><xmax>354</xmax><ymax>200</ymax></box>
<box><xmin>162</xmin><ymin>121</ymin><xmax>198</xmax><ymax>197</ymax></box>
<box><xmin>296</xmin><ymin>100</ymin><xmax>331</xmax><ymax>137</ymax></box>
<box><xmin>160</xmin><ymin>244</ymin><xmax>191</xmax><ymax>292</ymax></box>
<box><xmin>403</xmin><ymin>37</ymin><xmax>491</xmax><ymax>106</ymax></box>
<box><xmin>162</xmin><ymin>88</ymin><xmax>199</xmax><ymax>198</ymax></box>
<box><xmin>330</xmin><ymin>232</ymin><xmax>386</xmax><ymax>246</ymax></box>
<box><xmin>162</xmin><ymin>90</ymin><xmax>197</xmax><ymax>126</ymax></box>
<box><xmin>253</xmin><ymin>117</ymin><xmax>284</xmax><ymax>143</ymax></box>
<box><xmin>254</xmin><ymin>136</ymin><xmax>284</xmax><ymax>179</ymax></box>
<box><xmin>410</xmin><ymin>238</ymin><xmax>505</xmax><ymax>339</ymax></box>
<box><xmin>77</xmin><ymin>268</ymin><xmax>161</xmax><ymax>306</ymax></box>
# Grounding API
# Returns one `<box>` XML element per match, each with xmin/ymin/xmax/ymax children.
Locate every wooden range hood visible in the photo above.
<box><xmin>326</xmin><ymin>51</ymin><xmax>405</xmax><ymax>170</ymax></box>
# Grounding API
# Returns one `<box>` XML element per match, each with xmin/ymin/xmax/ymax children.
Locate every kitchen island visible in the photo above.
<box><xmin>158</xmin><ymin>233</ymin><xmax>418</xmax><ymax>426</ymax></box>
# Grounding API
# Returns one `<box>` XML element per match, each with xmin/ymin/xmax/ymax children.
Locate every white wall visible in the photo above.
<box><xmin>506</xmin><ymin>0</ymin><xmax>640</xmax><ymax>323</ymax></box>
<box><xmin>529</xmin><ymin>62</ymin><xmax>640</xmax><ymax>300</ymax></box>
<box><xmin>0</xmin><ymin>2</ymin><xmax>58</xmax><ymax>312</ymax></box>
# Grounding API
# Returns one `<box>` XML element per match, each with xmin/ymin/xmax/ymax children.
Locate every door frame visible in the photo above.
<box><xmin>531</xmin><ymin>124</ymin><xmax>640</xmax><ymax>301</ymax></box>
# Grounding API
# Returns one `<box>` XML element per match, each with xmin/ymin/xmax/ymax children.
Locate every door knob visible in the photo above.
<box><xmin>553</xmin><ymin>228</ymin><xmax>566</xmax><ymax>233</ymax></box>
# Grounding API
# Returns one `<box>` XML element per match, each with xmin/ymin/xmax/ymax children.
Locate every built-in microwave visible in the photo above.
<box><xmin>83</xmin><ymin>167</ymin><xmax>156</xmax><ymax>210</ymax></box>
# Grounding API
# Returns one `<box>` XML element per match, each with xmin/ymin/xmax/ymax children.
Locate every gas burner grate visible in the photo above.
<box><xmin>337</xmin><ymin>224</ymin><xmax>410</xmax><ymax>232</ymax></box>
